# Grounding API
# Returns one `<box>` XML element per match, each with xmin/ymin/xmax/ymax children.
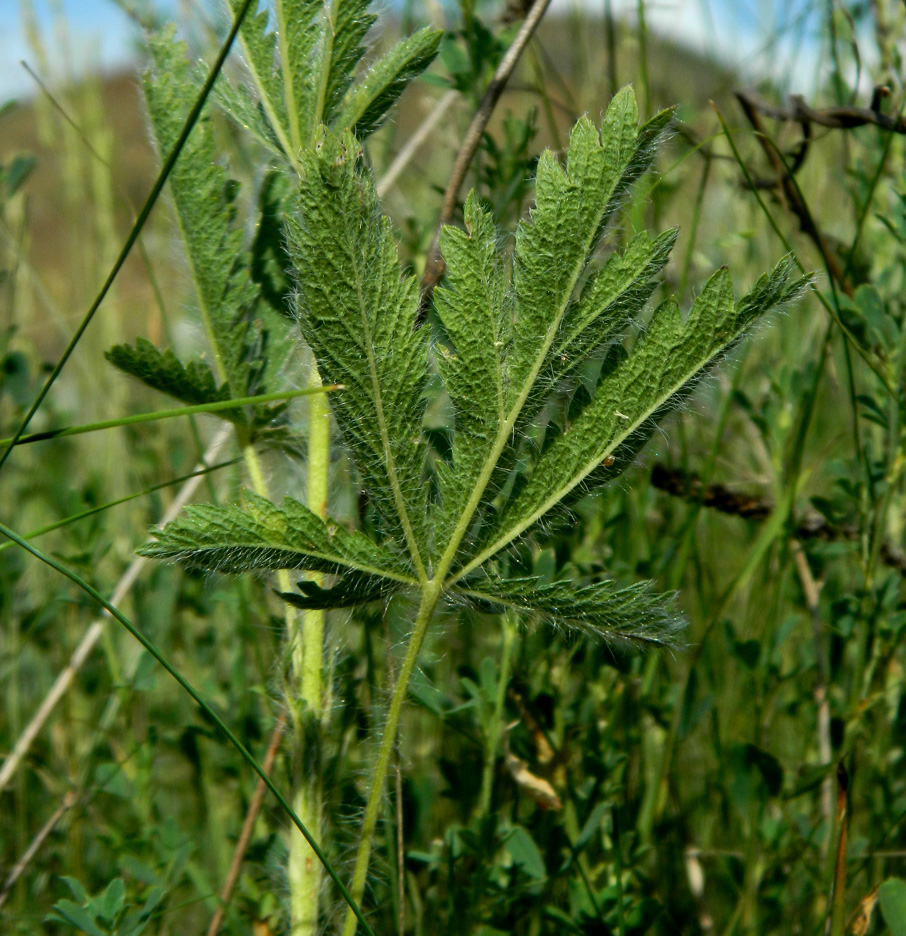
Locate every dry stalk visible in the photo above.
<box><xmin>419</xmin><ymin>0</ymin><xmax>555</xmax><ymax>312</ymax></box>
<box><xmin>0</xmin><ymin>791</ymin><xmax>78</xmax><ymax>908</ymax></box>
<box><xmin>206</xmin><ymin>713</ymin><xmax>287</xmax><ymax>936</ymax></box>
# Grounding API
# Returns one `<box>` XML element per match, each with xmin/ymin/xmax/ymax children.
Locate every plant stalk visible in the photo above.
<box><xmin>289</xmin><ymin>365</ymin><xmax>331</xmax><ymax>936</ymax></box>
<box><xmin>341</xmin><ymin>579</ymin><xmax>445</xmax><ymax>936</ymax></box>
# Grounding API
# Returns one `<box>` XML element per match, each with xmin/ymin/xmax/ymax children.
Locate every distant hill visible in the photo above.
<box><xmin>0</xmin><ymin>14</ymin><xmax>745</xmax><ymax>325</ymax></box>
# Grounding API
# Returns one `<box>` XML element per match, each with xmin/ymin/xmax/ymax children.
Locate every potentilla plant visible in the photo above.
<box><xmin>105</xmin><ymin>5</ymin><xmax>441</xmax><ymax>931</ymax></box>
<box><xmin>133</xmin><ymin>79</ymin><xmax>808</xmax><ymax>931</ymax></box>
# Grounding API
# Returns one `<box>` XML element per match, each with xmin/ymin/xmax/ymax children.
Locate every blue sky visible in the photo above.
<box><xmin>0</xmin><ymin>0</ymin><xmax>162</xmax><ymax>100</ymax></box>
<box><xmin>0</xmin><ymin>0</ymin><xmax>827</xmax><ymax>103</ymax></box>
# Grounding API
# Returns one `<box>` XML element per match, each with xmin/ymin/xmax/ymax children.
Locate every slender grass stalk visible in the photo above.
<box><xmin>0</xmin><ymin>458</ymin><xmax>236</xmax><ymax>555</ymax></box>
<box><xmin>828</xmin><ymin>764</ymin><xmax>848</xmax><ymax>936</ymax></box>
<box><xmin>604</xmin><ymin>0</ymin><xmax>617</xmax><ymax>100</ymax></box>
<box><xmin>18</xmin><ymin>56</ymin><xmax>222</xmax><ymax>494</ymax></box>
<box><xmin>635</xmin><ymin>0</ymin><xmax>650</xmax><ymax>116</ymax></box>
<box><xmin>342</xmin><ymin>580</ymin><xmax>445</xmax><ymax>936</ymax></box>
<box><xmin>528</xmin><ymin>46</ymin><xmax>562</xmax><ymax>152</ymax></box>
<box><xmin>713</xmin><ymin>102</ymin><xmax>900</xmax><ymax>403</ymax></box>
<box><xmin>613</xmin><ymin>807</ymin><xmax>626</xmax><ymax>936</ymax></box>
<box><xmin>0</xmin><ymin>425</ymin><xmax>233</xmax><ymax>794</ymax></box>
<box><xmin>0</xmin><ymin>386</ymin><xmax>338</xmax><ymax>447</ymax></box>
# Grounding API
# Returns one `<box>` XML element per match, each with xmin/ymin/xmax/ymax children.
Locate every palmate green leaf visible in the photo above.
<box><xmin>456</xmin><ymin>576</ymin><xmax>682</xmax><ymax>647</ymax></box>
<box><xmin>507</xmin><ymin>89</ymin><xmax>674</xmax><ymax>409</ymax></box>
<box><xmin>226</xmin><ymin>0</ymin><xmax>440</xmax><ymax>150</ymax></box>
<box><xmin>284</xmin><ymin>130</ymin><xmax>430</xmax><ymax>570</ymax></box>
<box><xmin>435</xmin><ymin>211</ymin><xmax>677</xmax><ymax>543</ymax></box>
<box><xmin>146</xmin><ymin>86</ymin><xmax>809</xmax><ymax>647</ymax></box>
<box><xmin>143</xmin><ymin>27</ymin><xmax>257</xmax><ymax>390</ymax></box>
<box><xmin>454</xmin><ymin>257</ymin><xmax>809</xmax><ymax>580</ymax></box>
<box><xmin>140</xmin><ymin>490</ymin><xmax>415</xmax><ymax>587</ymax></box>
<box><xmin>434</xmin><ymin>191</ymin><xmax>509</xmax><ymax>537</ymax></box>
<box><xmin>432</xmin><ymin>92</ymin><xmax>676</xmax><ymax>554</ymax></box>
<box><xmin>106</xmin><ymin>339</ymin><xmax>230</xmax><ymax>409</ymax></box>
<box><xmin>331</xmin><ymin>27</ymin><xmax>442</xmax><ymax>138</ymax></box>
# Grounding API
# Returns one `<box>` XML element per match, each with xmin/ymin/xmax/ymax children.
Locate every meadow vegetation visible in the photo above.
<box><xmin>2</xmin><ymin>1</ymin><xmax>906</xmax><ymax>935</ymax></box>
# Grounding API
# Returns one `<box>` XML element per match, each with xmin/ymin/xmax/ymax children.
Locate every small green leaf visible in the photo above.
<box><xmin>724</xmin><ymin>620</ymin><xmax>760</xmax><ymax>670</ymax></box>
<box><xmin>105</xmin><ymin>340</ymin><xmax>230</xmax><ymax>410</ymax></box>
<box><xmin>46</xmin><ymin>900</ymin><xmax>107</xmax><ymax>936</ymax></box>
<box><xmin>574</xmin><ymin>801</ymin><xmax>609</xmax><ymax>853</ymax></box>
<box><xmin>286</xmin><ymin>129</ymin><xmax>429</xmax><ymax>564</ymax></box>
<box><xmin>408</xmin><ymin>669</ymin><xmax>451</xmax><ymax>716</ymax></box>
<box><xmin>60</xmin><ymin>876</ymin><xmax>91</xmax><ymax>905</ymax></box>
<box><xmin>2</xmin><ymin>154</ymin><xmax>37</xmax><ymax>197</ymax></box>
<box><xmin>505</xmin><ymin>825</ymin><xmax>546</xmax><ymax>879</ymax></box>
<box><xmin>123</xmin><ymin>885</ymin><xmax>165</xmax><ymax>936</ymax></box>
<box><xmin>728</xmin><ymin>743</ymin><xmax>784</xmax><ymax>809</ymax></box>
<box><xmin>97</xmin><ymin>878</ymin><xmax>125</xmax><ymax>923</ymax></box>
<box><xmin>880</xmin><ymin>878</ymin><xmax>906</xmax><ymax>936</ymax></box>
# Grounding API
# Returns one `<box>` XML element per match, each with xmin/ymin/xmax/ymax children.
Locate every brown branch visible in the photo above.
<box><xmin>650</xmin><ymin>464</ymin><xmax>906</xmax><ymax>578</ymax></box>
<box><xmin>735</xmin><ymin>87</ymin><xmax>903</xmax><ymax>134</ymax></box>
<box><xmin>206</xmin><ymin>713</ymin><xmax>287</xmax><ymax>936</ymax></box>
<box><xmin>734</xmin><ymin>91</ymin><xmax>852</xmax><ymax>295</ymax></box>
<box><xmin>418</xmin><ymin>0</ymin><xmax>554</xmax><ymax>316</ymax></box>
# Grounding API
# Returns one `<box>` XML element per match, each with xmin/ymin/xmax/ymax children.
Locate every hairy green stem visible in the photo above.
<box><xmin>341</xmin><ymin>579</ymin><xmax>445</xmax><ymax>936</ymax></box>
<box><xmin>290</xmin><ymin>365</ymin><xmax>331</xmax><ymax>936</ymax></box>
<box><xmin>237</xmin><ymin>432</ymin><xmax>322</xmax><ymax>936</ymax></box>
<box><xmin>267</xmin><ymin>5</ymin><xmax>335</xmax><ymax>918</ymax></box>
<box><xmin>236</xmin><ymin>379</ymin><xmax>331</xmax><ymax>936</ymax></box>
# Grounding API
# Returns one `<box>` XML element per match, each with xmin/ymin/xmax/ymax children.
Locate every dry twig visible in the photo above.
<box><xmin>206</xmin><ymin>714</ymin><xmax>287</xmax><ymax>936</ymax></box>
<box><xmin>0</xmin><ymin>791</ymin><xmax>78</xmax><ymax>908</ymax></box>
<box><xmin>419</xmin><ymin>0</ymin><xmax>555</xmax><ymax>313</ymax></box>
<box><xmin>650</xmin><ymin>464</ymin><xmax>906</xmax><ymax>578</ymax></box>
<box><xmin>736</xmin><ymin>88</ymin><xmax>904</xmax><ymax>135</ymax></box>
